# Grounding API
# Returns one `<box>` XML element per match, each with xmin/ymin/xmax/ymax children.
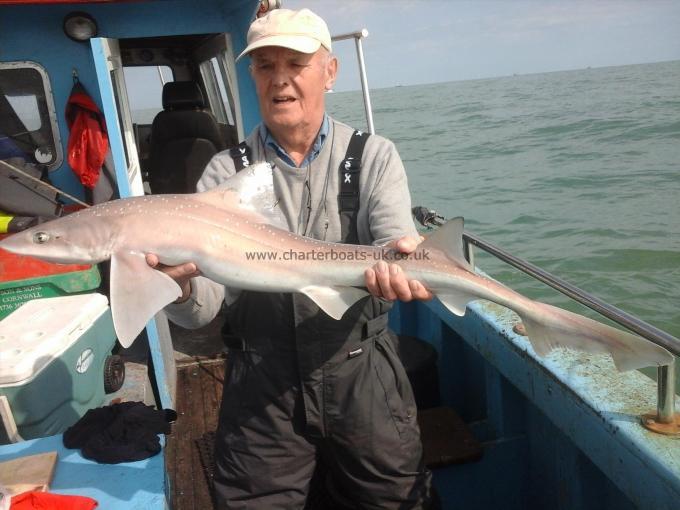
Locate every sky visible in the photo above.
<box><xmin>284</xmin><ymin>0</ymin><xmax>680</xmax><ymax>91</ymax></box>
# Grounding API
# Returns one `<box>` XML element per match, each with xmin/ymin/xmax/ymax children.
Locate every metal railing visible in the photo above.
<box><xmin>412</xmin><ymin>206</ymin><xmax>679</xmax><ymax>430</ymax></box>
<box><xmin>331</xmin><ymin>29</ymin><xmax>375</xmax><ymax>134</ymax></box>
<box><xmin>464</xmin><ymin>230</ymin><xmax>678</xmax><ymax>426</ymax></box>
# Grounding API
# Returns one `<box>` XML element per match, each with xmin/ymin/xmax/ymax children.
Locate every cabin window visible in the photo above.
<box><xmin>199</xmin><ymin>55</ymin><xmax>236</xmax><ymax>126</ymax></box>
<box><xmin>0</xmin><ymin>61</ymin><xmax>63</xmax><ymax>170</ymax></box>
<box><xmin>124</xmin><ymin>66</ymin><xmax>174</xmax><ymax>124</ymax></box>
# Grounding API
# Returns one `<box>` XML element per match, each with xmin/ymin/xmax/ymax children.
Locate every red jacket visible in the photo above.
<box><xmin>65</xmin><ymin>83</ymin><xmax>109</xmax><ymax>189</ymax></box>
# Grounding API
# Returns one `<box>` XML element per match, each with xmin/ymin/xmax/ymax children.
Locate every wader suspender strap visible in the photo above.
<box><xmin>224</xmin><ymin>141</ymin><xmax>253</xmax><ymax>349</ymax></box>
<box><xmin>338</xmin><ymin>130</ymin><xmax>370</xmax><ymax>243</ymax></box>
<box><xmin>229</xmin><ymin>130</ymin><xmax>370</xmax><ymax>241</ymax></box>
<box><xmin>229</xmin><ymin>141</ymin><xmax>252</xmax><ymax>171</ymax></box>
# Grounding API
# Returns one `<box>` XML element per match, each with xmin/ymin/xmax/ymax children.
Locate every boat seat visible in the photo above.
<box><xmin>148</xmin><ymin>81</ymin><xmax>225</xmax><ymax>194</ymax></box>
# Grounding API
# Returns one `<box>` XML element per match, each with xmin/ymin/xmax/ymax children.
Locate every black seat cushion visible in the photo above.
<box><xmin>162</xmin><ymin>80</ymin><xmax>205</xmax><ymax>110</ymax></box>
<box><xmin>148</xmin><ymin>81</ymin><xmax>225</xmax><ymax>194</ymax></box>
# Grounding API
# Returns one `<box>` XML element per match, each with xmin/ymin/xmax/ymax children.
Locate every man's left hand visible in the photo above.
<box><xmin>364</xmin><ymin>236</ymin><xmax>433</xmax><ymax>302</ymax></box>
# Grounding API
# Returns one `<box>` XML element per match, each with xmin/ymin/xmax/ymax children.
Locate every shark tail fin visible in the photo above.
<box><xmin>419</xmin><ymin>217</ymin><xmax>474</xmax><ymax>272</ymax></box>
<box><xmin>519</xmin><ymin>301</ymin><xmax>673</xmax><ymax>371</ymax></box>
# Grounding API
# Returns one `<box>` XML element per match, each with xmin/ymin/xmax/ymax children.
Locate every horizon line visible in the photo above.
<box><xmin>331</xmin><ymin>58</ymin><xmax>680</xmax><ymax>94</ymax></box>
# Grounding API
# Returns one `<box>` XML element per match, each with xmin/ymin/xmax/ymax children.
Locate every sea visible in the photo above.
<box><xmin>326</xmin><ymin>60</ymin><xmax>680</xmax><ymax>340</ymax></box>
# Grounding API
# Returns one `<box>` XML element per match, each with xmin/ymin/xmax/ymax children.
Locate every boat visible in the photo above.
<box><xmin>0</xmin><ymin>1</ymin><xmax>678</xmax><ymax>509</ymax></box>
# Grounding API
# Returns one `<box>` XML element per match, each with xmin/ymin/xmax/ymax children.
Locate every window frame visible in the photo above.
<box><xmin>0</xmin><ymin>60</ymin><xmax>63</xmax><ymax>171</ymax></box>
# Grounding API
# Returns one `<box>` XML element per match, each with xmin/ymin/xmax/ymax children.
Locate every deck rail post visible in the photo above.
<box><xmin>456</xmin><ymin>230</ymin><xmax>680</xmax><ymax>436</ymax></box>
<box><xmin>641</xmin><ymin>360</ymin><xmax>679</xmax><ymax>435</ymax></box>
<box><xmin>657</xmin><ymin>361</ymin><xmax>675</xmax><ymax>423</ymax></box>
<box><xmin>332</xmin><ymin>29</ymin><xmax>375</xmax><ymax>134</ymax></box>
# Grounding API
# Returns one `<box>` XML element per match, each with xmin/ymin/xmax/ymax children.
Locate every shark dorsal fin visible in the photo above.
<box><xmin>193</xmin><ymin>162</ymin><xmax>287</xmax><ymax>229</ymax></box>
<box><xmin>419</xmin><ymin>217</ymin><xmax>474</xmax><ymax>272</ymax></box>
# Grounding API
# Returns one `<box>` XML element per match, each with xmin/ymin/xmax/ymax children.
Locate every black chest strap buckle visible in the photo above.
<box><xmin>229</xmin><ymin>141</ymin><xmax>252</xmax><ymax>171</ymax></box>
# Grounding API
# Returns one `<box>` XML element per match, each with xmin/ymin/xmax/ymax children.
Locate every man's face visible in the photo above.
<box><xmin>250</xmin><ymin>46</ymin><xmax>337</xmax><ymax>136</ymax></box>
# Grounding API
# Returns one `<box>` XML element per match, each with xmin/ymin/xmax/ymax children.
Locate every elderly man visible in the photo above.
<box><xmin>151</xmin><ymin>8</ymin><xmax>437</xmax><ymax>509</ymax></box>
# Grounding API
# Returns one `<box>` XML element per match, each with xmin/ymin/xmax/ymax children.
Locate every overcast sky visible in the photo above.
<box><xmin>285</xmin><ymin>0</ymin><xmax>680</xmax><ymax>91</ymax></box>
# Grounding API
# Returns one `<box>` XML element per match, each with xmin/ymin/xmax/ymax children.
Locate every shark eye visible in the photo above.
<box><xmin>33</xmin><ymin>232</ymin><xmax>50</xmax><ymax>244</ymax></box>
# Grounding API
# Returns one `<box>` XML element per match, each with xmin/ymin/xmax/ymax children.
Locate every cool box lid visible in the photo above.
<box><xmin>0</xmin><ymin>293</ymin><xmax>109</xmax><ymax>386</ymax></box>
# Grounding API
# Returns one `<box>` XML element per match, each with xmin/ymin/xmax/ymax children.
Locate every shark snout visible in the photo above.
<box><xmin>0</xmin><ymin>232</ymin><xmax>28</xmax><ymax>255</ymax></box>
<box><xmin>0</xmin><ymin>228</ymin><xmax>81</xmax><ymax>263</ymax></box>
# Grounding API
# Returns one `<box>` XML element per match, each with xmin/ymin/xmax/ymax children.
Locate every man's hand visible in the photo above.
<box><xmin>145</xmin><ymin>254</ymin><xmax>201</xmax><ymax>304</ymax></box>
<box><xmin>364</xmin><ymin>236</ymin><xmax>433</xmax><ymax>302</ymax></box>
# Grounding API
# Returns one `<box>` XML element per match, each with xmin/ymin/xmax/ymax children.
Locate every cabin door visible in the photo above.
<box><xmin>90</xmin><ymin>37</ymin><xmax>176</xmax><ymax>411</ymax></box>
<box><xmin>90</xmin><ymin>38</ymin><xmax>144</xmax><ymax>198</ymax></box>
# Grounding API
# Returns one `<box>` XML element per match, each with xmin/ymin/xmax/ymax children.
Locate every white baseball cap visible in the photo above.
<box><xmin>236</xmin><ymin>8</ymin><xmax>332</xmax><ymax>61</ymax></box>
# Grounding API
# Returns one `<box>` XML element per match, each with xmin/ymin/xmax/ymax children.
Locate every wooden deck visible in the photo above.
<box><xmin>166</xmin><ymin>356</ymin><xmax>225</xmax><ymax>510</ymax></box>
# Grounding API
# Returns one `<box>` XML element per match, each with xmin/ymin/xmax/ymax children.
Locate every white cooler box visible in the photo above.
<box><xmin>0</xmin><ymin>293</ymin><xmax>118</xmax><ymax>440</ymax></box>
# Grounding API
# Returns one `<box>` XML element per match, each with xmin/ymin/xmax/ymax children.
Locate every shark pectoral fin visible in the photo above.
<box><xmin>300</xmin><ymin>285</ymin><xmax>370</xmax><ymax>320</ymax></box>
<box><xmin>110</xmin><ymin>252</ymin><xmax>182</xmax><ymax>348</ymax></box>
<box><xmin>437</xmin><ymin>292</ymin><xmax>478</xmax><ymax>316</ymax></box>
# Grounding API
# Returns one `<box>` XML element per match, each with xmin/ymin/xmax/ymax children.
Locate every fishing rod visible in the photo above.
<box><xmin>0</xmin><ymin>159</ymin><xmax>91</xmax><ymax>209</ymax></box>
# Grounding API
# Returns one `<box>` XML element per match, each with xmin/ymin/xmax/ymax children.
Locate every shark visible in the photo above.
<box><xmin>0</xmin><ymin>163</ymin><xmax>672</xmax><ymax>371</ymax></box>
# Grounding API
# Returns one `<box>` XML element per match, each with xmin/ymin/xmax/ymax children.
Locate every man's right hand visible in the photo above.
<box><xmin>145</xmin><ymin>254</ymin><xmax>201</xmax><ymax>304</ymax></box>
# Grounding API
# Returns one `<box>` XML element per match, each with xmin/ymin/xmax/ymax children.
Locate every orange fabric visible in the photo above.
<box><xmin>65</xmin><ymin>84</ymin><xmax>109</xmax><ymax>190</ymax></box>
<box><xmin>9</xmin><ymin>491</ymin><xmax>98</xmax><ymax>510</ymax></box>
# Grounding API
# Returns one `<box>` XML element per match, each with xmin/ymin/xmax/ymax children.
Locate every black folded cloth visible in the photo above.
<box><xmin>63</xmin><ymin>401</ymin><xmax>177</xmax><ymax>464</ymax></box>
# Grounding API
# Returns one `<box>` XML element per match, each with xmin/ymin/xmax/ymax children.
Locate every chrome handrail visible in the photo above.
<box><xmin>462</xmin><ymin>230</ymin><xmax>678</xmax><ymax>426</ymax></box>
<box><xmin>462</xmin><ymin>231</ymin><xmax>680</xmax><ymax>357</ymax></box>
<box><xmin>412</xmin><ymin>205</ymin><xmax>678</xmax><ymax>428</ymax></box>
<box><xmin>331</xmin><ymin>29</ymin><xmax>375</xmax><ymax>134</ymax></box>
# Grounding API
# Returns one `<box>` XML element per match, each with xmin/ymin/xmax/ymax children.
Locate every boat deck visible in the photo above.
<box><xmin>166</xmin><ymin>356</ymin><xmax>225</xmax><ymax>510</ymax></box>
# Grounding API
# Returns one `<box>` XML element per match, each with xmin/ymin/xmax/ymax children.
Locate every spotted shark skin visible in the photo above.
<box><xmin>0</xmin><ymin>163</ymin><xmax>672</xmax><ymax>371</ymax></box>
